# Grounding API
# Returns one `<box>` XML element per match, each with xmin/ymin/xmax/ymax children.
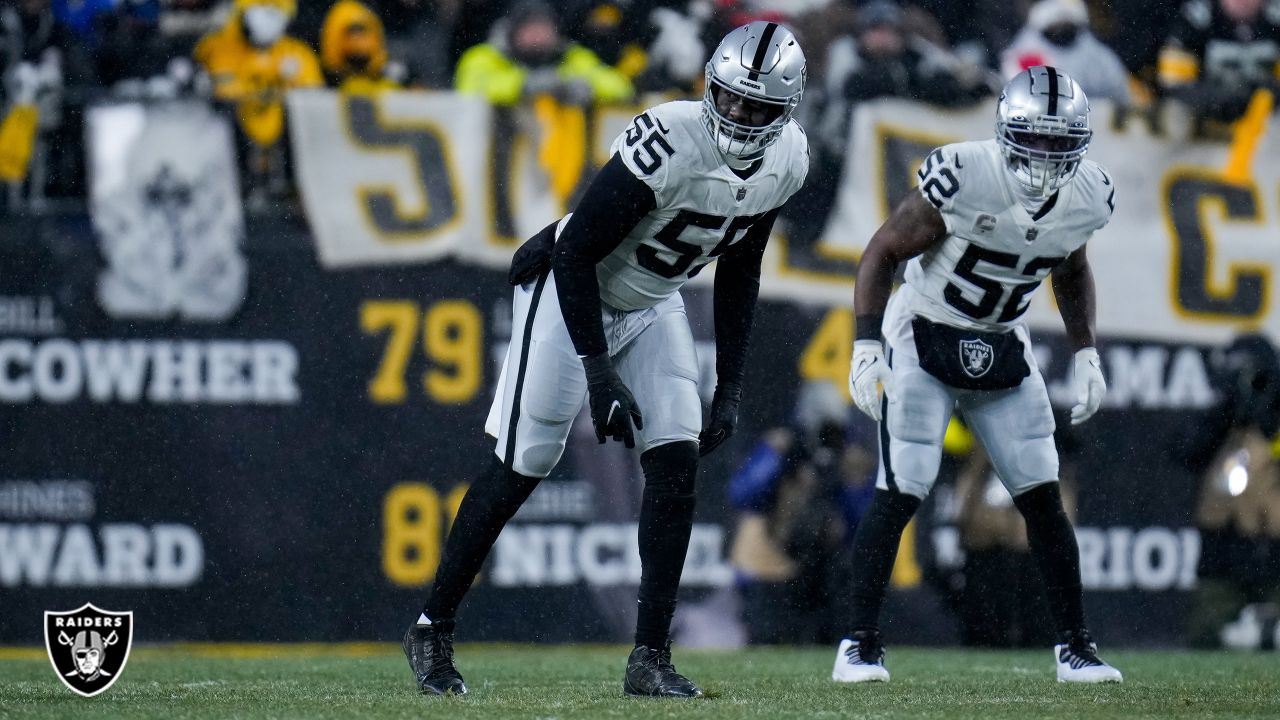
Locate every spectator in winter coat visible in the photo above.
<box><xmin>1000</xmin><ymin>0</ymin><xmax>1131</xmax><ymax>106</ymax></box>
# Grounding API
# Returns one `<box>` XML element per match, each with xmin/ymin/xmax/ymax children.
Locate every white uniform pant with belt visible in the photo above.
<box><xmin>485</xmin><ymin>270</ymin><xmax>702</xmax><ymax>478</ymax></box>
<box><xmin>877</xmin><ymin>288</ymin><xmax>1059</xmax><ymax>499</ymax></box>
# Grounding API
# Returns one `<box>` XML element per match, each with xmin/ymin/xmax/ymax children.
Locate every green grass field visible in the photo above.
<box><xmin>1</xmin><ymin>643</ymin><xmax>1278</xmax><ymax>719</ymax></box>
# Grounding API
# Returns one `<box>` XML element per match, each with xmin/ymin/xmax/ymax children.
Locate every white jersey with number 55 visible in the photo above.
<box><xmin>901</xmin><ymin>139</ymin><xmax>1115</xmax><ymax>332</ymax></box>
<box><xmin>594</xmin><ymin>100</ymin><xmax>809</xmax><ymax>311</ymax></box>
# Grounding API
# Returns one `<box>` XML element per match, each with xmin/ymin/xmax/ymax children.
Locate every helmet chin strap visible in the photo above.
<box><xmin>722</xmin><ymin>147</ymin><xmax>762</xmax><ymax>169</ymax></box>
<box><xmin>1004</xmin><ymin>160</ymin><xmax>1053</xmax><ymax>207</ymax></box>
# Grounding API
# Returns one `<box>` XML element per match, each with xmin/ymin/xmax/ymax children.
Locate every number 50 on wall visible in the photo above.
<box><xmin>360</xmin><ymin>299</ymin><xmax>482</xmax><ymax>404</ymax></box>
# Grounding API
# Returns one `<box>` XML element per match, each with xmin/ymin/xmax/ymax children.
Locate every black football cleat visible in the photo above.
<box><xmin>623</xmin><ymin>642</ymin><xmax>704</xmax><ymax>698</ymax></box>
<box><xmin>403</xmin><ymin>622</ymin><xmax>468</xmax><ymax>696</ymax></box>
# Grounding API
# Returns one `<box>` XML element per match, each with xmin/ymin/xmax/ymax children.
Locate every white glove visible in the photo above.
<box><xmin>849</xmin><ymin>340</ymin><xmax>895</xmax><ymax>422</ymax></box>
<box><xmin>1070</xmin><ymin>347</ymin><xmax>1106</xmax><ymax>425</ymax></box>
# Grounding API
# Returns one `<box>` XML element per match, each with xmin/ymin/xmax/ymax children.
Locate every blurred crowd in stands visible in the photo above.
<box><xmin>2</xmin><ymin>0</ymin><xmax>1279</xmax><ymax>212</ymax></box>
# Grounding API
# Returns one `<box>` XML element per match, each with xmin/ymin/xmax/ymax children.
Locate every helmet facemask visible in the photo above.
<box><xmin>997</xmin><ymin>116</ymin><xmax>1090</xmax><ymax>196</ymax></box>
<box><xmin>701</xmin><ymin>65</ymin><xmax>799</xmax><ymax>160</ymax></box>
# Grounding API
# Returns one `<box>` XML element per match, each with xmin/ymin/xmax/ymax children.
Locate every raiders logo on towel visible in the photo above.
<box><xmin>959</xmin><ymin>338</ymin><xmax>994</xmax><ymax>378</ymax></box>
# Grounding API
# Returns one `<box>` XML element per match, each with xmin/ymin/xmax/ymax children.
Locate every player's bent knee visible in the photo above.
<box><xmin>889</xmin><ymin>476</ymin><xmax>932</xmax><ymax>500</ymax></box>
<box><xmin>513</xmin><ymin>441</ymin><xmax>565</xmax><ymax>478</ymax></box>
<box><xmin>640</xmin><ymin>440</ymin><xmax>698</xmax><ymax>495</ymax></box>
<box><xmin>1003</xmin><ymin>435</ymin><xmax>1059</xmax><ymax>494</ymax></box>
<box><xmin>888</xmin><ymin>440</ymin><xmax>943</xmax><ymax>498</ymax></box>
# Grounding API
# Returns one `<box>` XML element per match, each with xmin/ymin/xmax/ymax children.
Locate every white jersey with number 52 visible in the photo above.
<box><xmin>594</xmin><ymin>100</ymin><xmax>809</xmax><ymax>311</ymax></box>
<box><xmin>901</xmin><ymin>139</ymin><xmax>1115</xmax><ymax>332</ymax></box>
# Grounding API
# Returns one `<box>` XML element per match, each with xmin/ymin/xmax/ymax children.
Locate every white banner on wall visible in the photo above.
<box><xmin>288</xmin><ymin>90</ymin><xmax>1280</xmax><ymax>344</ymax></box>
<box><xmin>288</xmin><ymin>89</ymin><xmax>497</xmax><ymax>268</ymax></box>
<box><xmin>87</xmin><ymin>101</ymin><xmax>247</xmax><ymax>322</ymax></box>
<box><xmin>821</xmin><ymin>98</ymin><xmax>1280</xmax><ymax>344</ymax></box>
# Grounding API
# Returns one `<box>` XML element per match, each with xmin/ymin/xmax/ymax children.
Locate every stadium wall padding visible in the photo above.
<box><xmin>0</xmin><ymin>214</ymin><xmax>1218</xmax><ymax>647</ymax></box>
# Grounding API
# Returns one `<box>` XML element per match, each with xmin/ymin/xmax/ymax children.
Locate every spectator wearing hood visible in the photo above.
<box><xmin>454</xmin><ymin>0</ymin><xmax>633</xmax><ymax>107</ymax></box>
<box><xmin>829</xmin><ymin>2</ymin><xmax>989</xmax><ymax>120</ymax></box>
<box><xmin>1001</xmin><ymin>0</ymin><xmax>1132</xmax><ymax>106</ymax></box>
<box><xmin>321</xmin><ymin>0</ymin><xmax>400</xmax><ymax>93</ymax></box>
<box><xmin>455</xmin><ymin>1</ymin><xmax>633</xmax><ymax>203</ymax></box>
<box><xmin>194</xmin><ymin>0</ymin><xmax>322</xmax><ymax>149</ymax></box>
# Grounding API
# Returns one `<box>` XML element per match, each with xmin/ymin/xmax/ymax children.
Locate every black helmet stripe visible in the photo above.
<box><xmin>1045</xmin><ymin>66</ymin><xmax>1059</xmax><ymax>116</ymax></box>
<box><xmin>747</xmin><ymin>22</ymin><xmax>778</xmax><ymax>81</ymax></box>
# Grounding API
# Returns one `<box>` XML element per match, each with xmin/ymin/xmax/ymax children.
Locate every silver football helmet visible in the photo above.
<box><xmin>703</xmin><ymin>21</ymin><xmax>806</xmax><ymax>159</ymax></box>
<box><xmin>995</xmin><ymin>66</ymin><xmax>1092</xmax><ymax>196</ymax></box>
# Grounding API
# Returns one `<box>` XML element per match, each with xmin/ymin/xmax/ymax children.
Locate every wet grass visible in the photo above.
<box><xmin>1</xmin><ymin>643</ymin><xmax>1278</xmax><ymax>719</ymax></box>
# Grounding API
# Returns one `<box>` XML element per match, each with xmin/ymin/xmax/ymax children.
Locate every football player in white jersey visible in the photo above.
<box><xmin>833</xmin><ymin>66</ymin><xmax>1123</xmax><ymax>684</ymax></box>
<box><xmin>403</xmin><ymin>21</ymin><xmax>809</xmax><ymax>698</ymax></box>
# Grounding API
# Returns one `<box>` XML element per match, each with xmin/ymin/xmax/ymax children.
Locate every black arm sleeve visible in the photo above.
<box><xmin>711</xmin><ymin>207</ymin><xmax>779</xmax><ymax>389</ymax></box>
<box><xmin>551</xmin><ymin>154</ymin><xmax>658</xmax><ymax>358</ymax></box>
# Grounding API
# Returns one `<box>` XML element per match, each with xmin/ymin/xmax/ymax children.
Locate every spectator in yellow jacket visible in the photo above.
<box><xmin>321</xmin><ymin>0</ymin><xmax>400</xmax><ymax>94</ymax></box>
<box><xmin>193</xmin><ymin>0</ymin><xmax>322</xmax><ymax>147</ymax></box>
<box><xmin>454</xmin><ymin>0</ymin><xmax>633</xmax><ymax>107</ymax></box>
<box><xmin>455</xmin><ymin>0</ymin><xmax>633</xmax><ymax>203</ymax></box>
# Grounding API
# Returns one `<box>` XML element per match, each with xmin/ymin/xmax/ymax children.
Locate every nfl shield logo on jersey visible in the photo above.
<box><xmin>1024</xmin><ymin>227</ymin><xmax>1039</xmax><ymax>243</ymax></box>
<box><xmin>959</xmin><ymin>338</ymin><xmax>993</xmax><ymax>378</ymax></box>
<box><xmin>44</xmin><ymin>604</ymin><xmax>134</xmax><ymax>697</ymax></box>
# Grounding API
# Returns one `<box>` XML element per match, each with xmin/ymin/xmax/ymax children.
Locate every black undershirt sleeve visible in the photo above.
<box><xmin>551</xmin><ymin>153</ymin><xmax>658</xmax><ymax>359</ymax></box>
<box><xmin>711</xmin><ymin>207</ymin><xmax>779</xmax><ymax>389</ymax></box>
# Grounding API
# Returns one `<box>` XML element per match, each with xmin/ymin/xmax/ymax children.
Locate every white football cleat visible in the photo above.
<box><xmin>1055</xmin><ymin>630</ymin><xmax>1122</xmax><ymax>683</ymax></box>
<box><xmin>832</xmin><ymin>631</ymin><xmax>890</xmax><ymax>683</ymax></box>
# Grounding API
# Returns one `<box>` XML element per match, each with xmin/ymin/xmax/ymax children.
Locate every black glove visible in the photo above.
<box><xmin>583</xmin><ymin>353</ymin><xmax>644</xmax><ymax>448</ymax></box>
<box><xmin>508</xmin><ymin>221</ymin><xmax>558</xmax><ymax>286</ymax></box>
<box><xmin>698</xmin><ymin>382</ymin><xmax>741</xmax><ymax>456</ymax></box>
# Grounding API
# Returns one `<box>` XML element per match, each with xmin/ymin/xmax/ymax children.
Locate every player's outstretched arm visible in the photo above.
<box><xmin>849</xmin><ymin>190</ymin><xmax>947</xmax><ymax>420</ymax></box>
<box><xmin>1051</xmin><ymin>245</ymin><xmax>1106</xmax><ymax>425</ymax></box>
<box><xmin>699</xmin><ymin>208</ymin><xmax>778</xmax><ymax>456</ymax></box>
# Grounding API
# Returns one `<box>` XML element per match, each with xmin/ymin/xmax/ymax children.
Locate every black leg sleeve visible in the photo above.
<box><xmin>1013</xmin><ymin>482</ymin><xmax>1087</xmax><ymax>637</ymax></box>
<box><xmin>847</xmin><ymin>489</ymin><xmax>922</xmax><ymax>635</ymax></box>
<box><xmin>423</xmin><ymin>457</ymin><xmax>542</xmax><ymax>628</ymax></box>
<box><xmin>634</xmin><ymin>440</ymin><xmax>699</xmax><ymax>649</ymax></box>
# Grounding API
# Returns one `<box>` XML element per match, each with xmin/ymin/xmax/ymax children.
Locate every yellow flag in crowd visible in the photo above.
<box><xmin>0</xmin><ymin>104</ymin><xmax>38</xmax><ymax>182</ymax></box>
<box><xmin>532</xmin><ymin>94</ymin><xmax>586</xmax><ymax>204</ymax></box>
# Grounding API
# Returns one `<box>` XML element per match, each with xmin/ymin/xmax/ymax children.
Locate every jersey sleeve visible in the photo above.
<box><xmin>782</xmin><ymin>122</ymin><xmax>811</xmax><ymax>203</ymax></box>
<box><xmin>1090</xmin><ymin>165</ymin><xmax>1116</xmax><ymax>231</ymax></box>
<box><xmin>610</xmin><ymin>105</ymin><xmax>681</xmax><ymax>205</ymax></box>
<box><xmin>915</xmin><ymin>145</ymin><xmax>964</xmax><ymax>233</ymax></box>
